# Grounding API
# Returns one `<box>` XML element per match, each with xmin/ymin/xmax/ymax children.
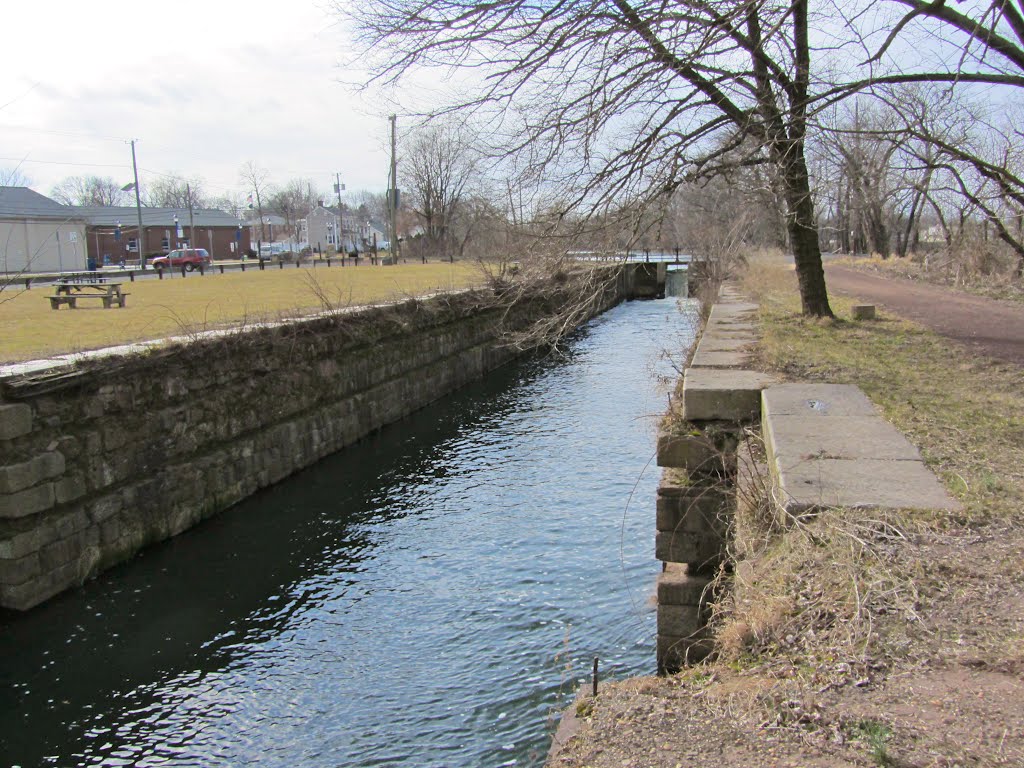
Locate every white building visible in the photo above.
<box><xmin>0</xmin><ymin>187</ymin><xmax>88</xmax><ymax>274</ymax></box>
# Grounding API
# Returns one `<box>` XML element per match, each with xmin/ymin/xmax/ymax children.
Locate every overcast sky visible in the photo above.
<box><xmin>0</xmin><ymin>0</ymin><xmax>405</xmax><ymax>204</ymax></box>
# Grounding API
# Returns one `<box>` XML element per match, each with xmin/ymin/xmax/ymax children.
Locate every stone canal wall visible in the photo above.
<box><xmin>0</xmin><ymin>276</ymin><xmax>626</xmax><ymax>611</ymax></box>
<box><xmin>651</xmin><ymin>287</ymin><xmax>959</xmax><ymax>672</ymax></box>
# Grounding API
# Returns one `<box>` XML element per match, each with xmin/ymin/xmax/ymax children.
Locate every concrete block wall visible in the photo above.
<box><xmin>0</xmin><ymin>281</ymin><xmax>624</xmax><ymax>611</ymax></box>
<box><xmin>655</xmin><ymin>287</ymin><xmax>774</xmax><ymax>672</ymax></box>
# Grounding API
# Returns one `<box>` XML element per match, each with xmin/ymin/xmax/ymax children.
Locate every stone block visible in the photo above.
<box><xmin>655</xmin><ymin>489</ymin><xmax>731</xmax><ymax>537</ymax></box>
<box><xmin>0</xmin><ymin>552</ymin><xmax>41</xmax><ymax>586</ymax></box>
<box><xmin>88</xmin><ymin>495</ymin><xmax>124</xmax><ymax>523</ymax></box>
<box><xmin>697</xmin><ymin>334</ymin><xmax>754</xmax><ymax>352</ymax></box>
<box><xmin>54</xmin><ymin>509</ymin><xmax>89</xmax><ymax>537</ymax></box>
<box><xmin>54</xmin><ymin>435</ymin><xmax>82</xmax><ymax>460</ymax></box>
<box><xmin>0</xmin><ymin>459</ymin><xmax>43</xmax><ymax>495</ymax></box>
<box><xmin>40</xmin><ymin>534</ymin><xmax>83</xmax><ymax>571</ymax></box>
<box><xmin>658</xmin><ymin>604</ymin><xmax>707</xmax><ymax>638</ymax></box>
<box><xmin>851</xmin><ymin>304</ymin><xmax>876</xmax><ymax>320</ymax></box>
<box><xmin>39</xmin><ymin>451</ymin><xmax>66</xmax><ymax>479</ymax></box>
<box><xmin>0</xmin><ymin>483</ymin><xmax>55</xmax><ymax>519</ymax></box>
<box><xmin>763</xmin><ymin>383</ymin><xmax>961</xmax><ymax>514</ymax></box>
<box><xmin>657</xmin><ymin>566</ymin><xmax>713</xmax><ymax>606</ymax></box>
<box><xmin>682</xmin><ymin>368</ymin><xmax>777</xmax><ymax>422</ymax></box>
<box><xmin>704</xmin><ymin>321</ymin><xmax>756</xmax><ymax>335</ymax></box>
<box><xmin>0</xmin><ymin>404</ymin><xmax>32</xmax><ymax>440</ymax></box>
<box><xmin>657</xmin><ymin>431</ymin><xmax>721</xmax><ymax>472</ymax></box>
<box><xmin>708</xmin><ymin>302</ymin><xmax>758</xmax><ymax>322</ymax></box>
<box><xmin>102</xmin><ymin>424</ymin><xmax>128</xmax><ymax>451</ymax></box>
<box><xmin>0</xmin><ymin>560</ymin><xmax>80</xmax><ymax>611</ymax></box>
<box><xmin>99</xmin><ymin>517</ymin><xmax>120</xmax><ymax>546</ymax></box>
<box><xmin>55</xmin><ymin>475</ymin><xmax>87</xmax><ymax>505</ymax></box>
<box><xmin>655</xmin><ymin>530</ymin><xmax>726</xmax><ymax>571</ymax></box>
<box><xmin>0</xmin><ymin>527</ymin><xmax>46</xmax><ymax>560</ymax></box>
<box><xmin>0</xmin><ymin>452</ymin><xmax>66</xmax><ymax>495</ymax></box>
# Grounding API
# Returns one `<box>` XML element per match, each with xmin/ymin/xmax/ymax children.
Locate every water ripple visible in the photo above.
<box><xmin>0</xmin><ymin>298</ymin><xmax>695</xmax><ymax>768</ymax></box>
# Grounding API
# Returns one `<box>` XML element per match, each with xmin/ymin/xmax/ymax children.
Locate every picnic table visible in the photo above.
<box><xmin>48</xmin><ymin>280</ymin><xmax>129</xmax><ymax>309</ymax></box>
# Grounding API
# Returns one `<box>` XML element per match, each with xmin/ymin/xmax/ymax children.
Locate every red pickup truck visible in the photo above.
<box><xmin>150</xmin><ymin>248</ymin><xmax>212</xmax><ymax>272</ymax></box>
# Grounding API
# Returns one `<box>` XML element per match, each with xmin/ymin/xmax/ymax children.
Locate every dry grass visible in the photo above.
<box><xmin>0</xmin><ymin>262</ymin><xmax>480</xmax><ymax>363</ymax></box>
<box><xmin>717</xmin><ymin>257</ymin><xmax>1024</xmax><ymax>749</ymax></box>
<box><xmin>741</xmin><ymin>256</ymin><xmax>1024</xmax><ymax>526</ymax></box>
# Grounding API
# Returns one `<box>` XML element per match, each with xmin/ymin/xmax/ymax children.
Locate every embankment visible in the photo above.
<box><xmin>0</xmin><ymin>272</ymin><xmax>626</xmax><ymax>611</ymax></box>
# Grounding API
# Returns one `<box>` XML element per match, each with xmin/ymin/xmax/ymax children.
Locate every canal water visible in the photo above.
<box><xmin>0</xmin><ymin>297</ymin><xmax>697</xmax><ymax>768</ymax></box>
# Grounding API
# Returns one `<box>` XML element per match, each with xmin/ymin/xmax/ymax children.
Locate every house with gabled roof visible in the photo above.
<box><xmin>0</xmin><ymin>187</ymin><xmax>88</xmax><ymax>274</ymax></box>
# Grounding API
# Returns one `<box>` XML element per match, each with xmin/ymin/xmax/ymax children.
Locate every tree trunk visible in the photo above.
<box><xmin>780</xmin><ymin>145</ymin><xmax>833</xmax><ymax>317</ymax></box>
<box><xmin>867</xmin><ymin>206</ymin><xmax>889</xmax><ymax>258</ymax></box>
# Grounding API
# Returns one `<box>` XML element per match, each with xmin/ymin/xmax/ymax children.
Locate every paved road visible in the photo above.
<box><xmin>825</xmin><ymin>264</ymin><xmax>1024</xmax><ymax>366</ymax></box>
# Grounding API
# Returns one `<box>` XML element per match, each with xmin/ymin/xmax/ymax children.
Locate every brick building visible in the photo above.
<box><xmin>76</xmin><ymin>206</ymin><xmax>252</xmax><ymax>266</ymax></box>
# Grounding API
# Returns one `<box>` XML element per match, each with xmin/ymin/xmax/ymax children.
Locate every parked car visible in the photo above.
<box><xmin>150</xmin><ymin>248</ymin><xmax>212</xmax><ymax>272</ymax></box>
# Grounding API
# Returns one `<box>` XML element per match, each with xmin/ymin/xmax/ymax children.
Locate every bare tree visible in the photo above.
<box><xmin>348</xmin><ymin>0</ymin><xmax>1024</xmax><ymax>314</ymax></box>
<box><xmin>239</xmin><ymin>162</ymin><xmax>273</xmax><ymax>243</ymax></box>
<box><xmin>49</xmin><ymin>176</ymin><xmax>127</xmax><ymax>206</ymax></box>
<box><xmin>349</xmin><ymin>0</ymin><xmax>841</xmax><ymax>314</ymax></box>
<box><xmin>0</xmin><ymin>166</ymin><xmax>29</xmax><ymax>187</ymax></box>
<box><xmin>209</xmin><ymin>191</ymin><xmax>247</xmax><ymax>220</ymax></box>
<box><xmin>405</xmin><ymin>121</ymin><xmax>478</xmax><ymax>261</ymax></box>
<box><xmin>145</xmin><ymin>175</ymin><xmax>209</xmax><ymax>209</ymax></box>
<box><xmin>857</xmin><ymin>85</ymin><xmax>1024</xmax><ymax>278</ymax></box>
<box><xmin>267</xmin><ymin>178</ymin><xmax>319</xmax><ymax>240</ymax></box>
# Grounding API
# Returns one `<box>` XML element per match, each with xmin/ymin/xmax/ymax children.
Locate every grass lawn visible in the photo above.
<box><xmin>0</xmin><ymin>262</ymin><xmax>481</xmax><ymax>363</ymax></box>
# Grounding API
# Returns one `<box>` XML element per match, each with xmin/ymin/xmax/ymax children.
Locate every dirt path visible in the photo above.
<box><xmin>825</xmin><ymin>264</ymin><xmax>1024</xmax><ymax>365</ymax></box>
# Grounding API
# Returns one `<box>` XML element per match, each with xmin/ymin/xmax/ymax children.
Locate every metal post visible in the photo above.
<box><xmin>388</xmin><ymin>114</ymin><xmax>398</xmax><ymax>263</ymax></box>
<box><xmin>335</xmin><ymin>171</ymin><xmax>344</xmax><ymax>252</ymax></box>
<box><xmin>131</xmin><ymin>140</ymin><xmax>145</xmax><ymax>269</ymax></box>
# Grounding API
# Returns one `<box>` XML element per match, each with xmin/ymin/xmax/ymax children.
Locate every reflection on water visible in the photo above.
<box><xmin>0</xmin><ymin>297</ymin><xmax>697</xmax><ymax>767</ymax></box>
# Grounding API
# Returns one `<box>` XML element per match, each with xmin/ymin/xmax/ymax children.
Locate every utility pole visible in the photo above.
<box><xmin>130</xmin><ymin>139</ymin><xmax>145</xmax><ymax>269</ymax></box>
<box><xmin>388</xmin><ymin>114</ymin><xmax>399</xmax><ymax>263</ymax></box>
<box><xmin>186</xmin><ymin>183</ymin><xmax>196</xmax><ymax>249</ymax></box>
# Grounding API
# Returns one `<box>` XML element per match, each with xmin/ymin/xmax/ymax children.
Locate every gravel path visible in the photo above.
<box><xmin>825</xmin><ymin>264</ymin><xmax>1024</xmax><ymax>365</ymax></box>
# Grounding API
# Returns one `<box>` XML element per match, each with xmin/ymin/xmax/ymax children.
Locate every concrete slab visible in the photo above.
<box><xmin>775</xmin><ymin>457</ymin><xmax>961</xmax><ymax>513</ymax></box>
<box><xmin>762</xmin><ymin>383</ymin><xmax>877</xmax><ymax>418</ymax></box>
<box><xmin>682</xmin><ymin>368</ymin><xmax>778</xmax><ymax>421</ymax></box>
<box><xmin>689</xmin><ymin>347</ymin><xmax>754</xmax><ymax>369</ymax></box>
<box><xmin>697</xmin><ymin>335</ymin><xmax>755</xmax><ymax>352</ymax></box>
<box><xmin>704</xmin><ymin>322</ymin><xmax>757</xmax><ymax>335</ymax></box>
<box><xmin>709</xmin><ymin>302</ymin><xmax>758</xmax><ymax>320</ymax></box>
<box><xmin>763</xmin><ymin>383</ymin><xmax>962</xmax><ymax>514</ymax></box>
<box><xmin>765</xmin><ymin>414</ymin><xmax>922</xmax><ymax>463</ymax></box>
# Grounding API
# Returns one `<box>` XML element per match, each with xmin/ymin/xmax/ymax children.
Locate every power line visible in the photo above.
<box><xmin>0</xmin><ymin>122</ymin><xmax>128</xmax><ymax>143</ymax></box>
<box><xmin>0</xmin><ymin>156</ymin><xmax>129</xmax><ymax>170</ymax></box>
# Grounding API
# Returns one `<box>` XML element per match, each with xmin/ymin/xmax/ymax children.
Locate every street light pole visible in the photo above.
<box><xmin>130</xmin><ymin>139</ymin><xmax>146</xmax><ymax>270</ymax></box>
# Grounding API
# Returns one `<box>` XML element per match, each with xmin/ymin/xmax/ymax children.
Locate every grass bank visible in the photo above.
<box><xmin>0</xmin><ymin>262</ymin><xmax>479</xmax><ymax>363</ymax></box>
